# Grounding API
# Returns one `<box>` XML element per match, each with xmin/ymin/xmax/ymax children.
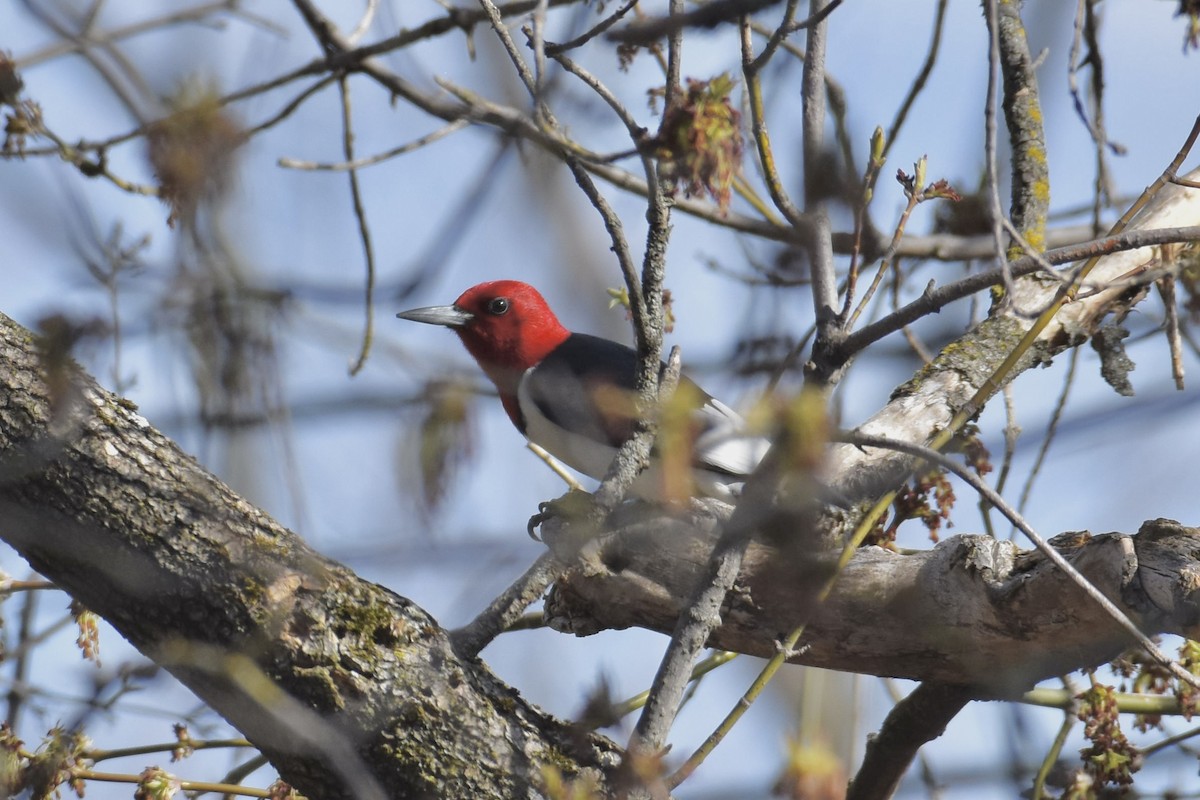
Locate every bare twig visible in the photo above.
<box><xmin>609</xmin><ymin>0</ymin><xmax>843</xmax><ymax>46</ymax></box>
<box><xmin>476</xmin><ymin>0</ymin><xmax>538</xmax><ymax>99</ymax></box>
<box><xmin>279</xmin><ymin>120</ymin><xmax>469</xmax><ymax>170</ymax></box>
<box><xmin>982</xmin><ymin>0</ymin><xmax>1014</xmax><ymax>300</ymax></box>
<box><xmin>800</xmin><ymin>0</ymin><xmax>840</xmax><ymax>343</ymax></box>
<box><xmin>880</xmin><ymin>0</ymin><xmax>949</xmax><ymax>164</ymax></box>
<box><xmin>544</xmin><ymin>0</ymin><xmax>638</xmax><ymax>55</ymax></box>
<box><xmin>337</xmin><ymin>76</ymin><xmax>377</xmax><ymax>376</ymax></box>
<box><xmin>834</xmin><ymin>225</ymin><xmax>1200</xmax><ymax>362</ymax></box>
<box><xmin>740</xmin><ymin>18</ymin><xmax>807</xmax><ymax>229</ymax></box>
<box><xmin>1159</xmin><ymin>275</ymin><xmax>1186</xmax><ymax>390</ymax></box>
<box><xmin>450</xmin><ymin>552</ymin><xmax>564</xmax><ymax>657</ymax></box>
<box><xmin>1017</xmin><ymin>346</ymin><xmax>1077</xmax><ymax>518</ymax></box>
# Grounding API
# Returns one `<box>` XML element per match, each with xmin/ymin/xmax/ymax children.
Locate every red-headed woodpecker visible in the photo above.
<box><xmin>397</xmin><ymin>280</ymin><xmax>768</xmax><ymax>501</ymax></box>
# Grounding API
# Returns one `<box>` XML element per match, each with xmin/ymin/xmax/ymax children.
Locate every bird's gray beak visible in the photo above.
<box><xmin>396</xmin><ymin>304</ymin><xmax>474</xmax><ymax>328</ymax></box>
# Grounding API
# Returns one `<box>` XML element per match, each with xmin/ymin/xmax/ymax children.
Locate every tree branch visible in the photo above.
<box><xmin>544</xmin><ymin>512</ymin><xmax>1200</xmax><ymax>690</ymax></box>
<box><xmin>846</xmin><ymin>682</ymin><xmax>977</xmax><ymax>800</ymax></box>
<box><xmin>0</xmin><ymin>312</ymin><xmax>623</xmax><ymax>800</ymax></box>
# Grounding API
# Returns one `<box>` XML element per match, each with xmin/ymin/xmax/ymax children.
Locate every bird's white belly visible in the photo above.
<box><xmin>517</xmin><ymin>377</ymin><xmax>747</xmax><ymax>501</ymax></box>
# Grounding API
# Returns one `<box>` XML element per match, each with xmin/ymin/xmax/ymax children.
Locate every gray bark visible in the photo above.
<box><xmin>0</xmin><ymin>312</ymin><xmax>622</xmax><ymax>800</ymax></box>
<box><xmin>545</xmin><ymin>509</ymin><xmax>1200</xmax><ymax>694</ymax></box>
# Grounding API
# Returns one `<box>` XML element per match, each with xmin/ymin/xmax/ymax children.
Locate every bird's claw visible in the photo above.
<box><xmin>527</xmin><ymin>489</ymin><xmax>597</xmax><ymax>541</ymax></box>
<box><xmin>527</xmin><ymin>502</ymin><xmax>553</xmax><ymax>540</ymax></box>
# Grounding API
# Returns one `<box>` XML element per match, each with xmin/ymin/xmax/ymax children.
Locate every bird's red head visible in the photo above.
<box><xmin>399</xmin><ymin>280</ymin><xmax>571</xmax><ymax>396</ymax></box>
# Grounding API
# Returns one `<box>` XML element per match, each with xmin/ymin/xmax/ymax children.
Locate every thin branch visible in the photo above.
<box><xmin>476</xmin><ymin>0</ymin><xmax>539</xmax><ymax>100</ymax></box>
<box><xmin>833</xmin><ymin>225</ymin><xmax>1200</xmax><ymax>362</ymax></box>
<box><xmin>278</xmin><ymin>119</ymin><xmax>469</xmax><ymax>171</ymax></box>
<box><xmin>983</xmin><ymin>0</ymin><xmax>1014</xmax><ymax>301</ymax></box>
<box><xmin>880</xmin><ymin>0</ymin><xmax>949</xmax><ymax>163</ymax></box>
<box><xmin>1017</xmin><ymin>346</ymin><xmax>1078</xmax><ymax>518</ymax></box>
<box><xmin>1032</xmin><ymin>710</ymin><xmax>1075</xmax><ymax>800</ymax></box>
<box><xmin>1158</xmin><ymin>275</ymin><xmax>1186</xmax><ymax>390</ymax></box>
<box><xmin>244</xmin><ymin>75</ymin><xmax>340</xmax><ymax>138</ymax></box>
<box><xmin>450</xmin><ymin>552</ymin><xmax>564</xmax><ymax>658</ymax></box>
<box><xmin>750</xmin><ymin>0</ymin><xmax>800</xmax><ymax>72</ymax></box>
<box><xmin>663</xmin><ymin>0</ymin><xmax>685</xmax><ymax>110</ymax></box>
<box><xmin>346</xmin><ymin>0</ymin><xmax>379</xmax><ymax>45</ymax></box>
<box><xmin>544</xmin><ymin>0</ymin><xmax>638</xmax><ymax>56</ymax></box>
<box><xmin>740</xmin><ymin>18</ymin><xmax>807</xmax><ymax>229</ymax></box>
<box><xmin>15</xmin><ymin>0</ymin><xmax>246</xmax><ymax>68</ymax></box>
<box><xmin>800</xmin><ymin>0</ymin><xmax>840</xmax><ymax>342</ymax></box>
<box><xmin>337</xmin><ymin>76</ymin><xmax>376</xmax><ymax>376</ymax></box>
<box><xmin>609</xmin><ymin>0</ymin><xmax>843</xmax><ymax>46</ymax></box>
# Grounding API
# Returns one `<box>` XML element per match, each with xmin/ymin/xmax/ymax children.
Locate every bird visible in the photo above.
<box><xmin>397</xmin><ymin>280</ymin><xmax>769</xmax><ymax>502</ymax></box>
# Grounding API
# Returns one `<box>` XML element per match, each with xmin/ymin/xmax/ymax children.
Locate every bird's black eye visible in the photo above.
<box><xmin>487</xmin><ymin>297</ymin><xmax>510</xmax><ymax>316</ymax></box>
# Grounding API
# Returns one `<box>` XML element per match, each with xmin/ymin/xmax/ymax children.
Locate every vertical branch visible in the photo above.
<box><xmin>881</xmin><ymin>0</ymin><xmax>950</xmax><ymax>163</ymax></box>
<box><xmin>740</xmin><ymin>18</ymin><xmax>806</xmax><ymax>228</ymax></box>
<box><xmin>663</xmin><ymin>0</ymin><xmax>684</xmax><ymax>110</ymax></box>
<box><xmin>339</xmin><ymin>75</ymin><xmax>376</xmax><ymax>376</ymax></box>
<box><xmin>801</xmin><ymin>0</ymin><xmax>839</xmax><ymax>341</ymax></box>
<box><xmin>1068</xmin><ymin>0</ymin><xmax>1122</xmax><ymax>230</ymax></box>
<box><xmin>996</xmin><ymin>0</ymin><xmax>1050</xmax><ymax>251</ymax></box>
<box><xmin>629</xmin><ymin>0</ymin><xmax>841</xmax><ymax>773</ymax></box>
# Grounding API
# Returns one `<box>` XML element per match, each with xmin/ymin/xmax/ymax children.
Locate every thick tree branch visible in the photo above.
<box><xmin>544</xmin><ymin>513</ymin><xmax>1200</xmax><ymax>691</ymax></box>
<box><xmin>0</xmin><ymin>312</ymin><xmax>623</xmax><ymax>800</ymax></box>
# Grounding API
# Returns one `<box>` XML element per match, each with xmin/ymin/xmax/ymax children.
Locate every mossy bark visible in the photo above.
<box><xmin>0</xmin><ymin>312</ymin><xmax>622</xmax><ymax>800</ymax></box>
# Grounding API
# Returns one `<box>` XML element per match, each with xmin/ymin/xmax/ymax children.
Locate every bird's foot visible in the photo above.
<box><xmin>527</xmin><ymin>489</ymin><xmax>597</xmax><ymax>542</ymax></box>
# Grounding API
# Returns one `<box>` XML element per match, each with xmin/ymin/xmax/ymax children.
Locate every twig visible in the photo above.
<box><xmin>526</xmin><ymin>443</ymin><xmax>586</xmax><ymax>491</ymax></box>
<box><xmin>663</xmin><ymin>0</ymin><xmax>684</xmax><ymax>110</ymax></box>
<box><xmin>346</xmin><ymin>0</ymin><xmax>379</xmax><ymax>45</ymax></box>
<box><xmin>607</xmin><ymin>651</ymin><xmax>739</xmax><ymax>726</ymax></box>
<box><xmin>1032</xmin><ymin>705</ymin><xmax>1074</xmax><ymax>800</ymax></box>
<box><xmin>845</xmin><ymin>178</ymin><xmax>920</xmax><ymax>329</ymax></box>
<box><xmin>450</xmin><ymin>552</ymin><xmax>564</xmax><ymax>658</ymax></box>
<box><xmin>834</xmin><ymin>225</ymin><xmax>1200</xmax><ymax>362</ymax></box>
<box><xmin>5</xmin><ymin>586</ymin><xmax>39</xmax><ymax>728</ymax></box>
<box><xmin>16</xmin><ymin>1</ymin><xmax>246</xmax><ymax>68</ymax></box>
<box><xmin>982</xmin><ymin>383</ymin><xmax>1019</xmax><ymax>537</ymax></box>
<box><xmin>891</xmin><ymin>258</ymin><xmax>934</xmax><ymax>364</ymax></box>
<box><xmin>476</xmin><ymin>0</ymin><xmax>538</xmax><ymax>99</ymax></box>
<box><xmin>1158</xmin><ymin>275</ymin><xmax>1186</xmax><ymax>390</ymax></box>
<box><xmin>982</xmin><ymin>0</ymin><xmax>1014</xmax><ymax>301</ymax></box>
<box><xmin>880</xmin><ymin>0</ymin><xmax>949</xmax><ymax>164</ymax></box>
<box><xmin>544</xmin><ymin>0</ymin><xmax>638</xmax><ymax>56</ymax></box>
<box><xmin>279</xmin><ymin>119</ymin><xmax>469</xmax><ymax>170</ymax></box>
<box><xmin>750</xmin><ymin>0</ymin><xmax>800</xmax><ymax>73</ymax></box>
<box><xmin>1017</xmin><ymin>347</ymin><xmax>1078</xmax><ymax>517</ymax></box>
<box><xmin>529</xmin><ymin>0</ymin><xmax>549</xmax><ymax>104</ymax></box>
<box><xmin>740</xmin><ymin>18</ymin><xmax>806</xmax><ymax>229</ymax></box>
<box><xmin>799</xmin><ymin>0</ymin><xmax>839</xmax><ymax>340</ymax></box>
<box><xmin>608</xmin><ymin>0</ymin><xmax>843</xmax><ymax>46</ymax></box>
<box><xmin>1067</xmin><ymin>0</ymin><xmax>1123</xmax><ymax>230</ymax></box>
<box><xmin>337</xmin><ymin>76</ymin><xmax>376</xmax><ymax>376</ymax></box>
